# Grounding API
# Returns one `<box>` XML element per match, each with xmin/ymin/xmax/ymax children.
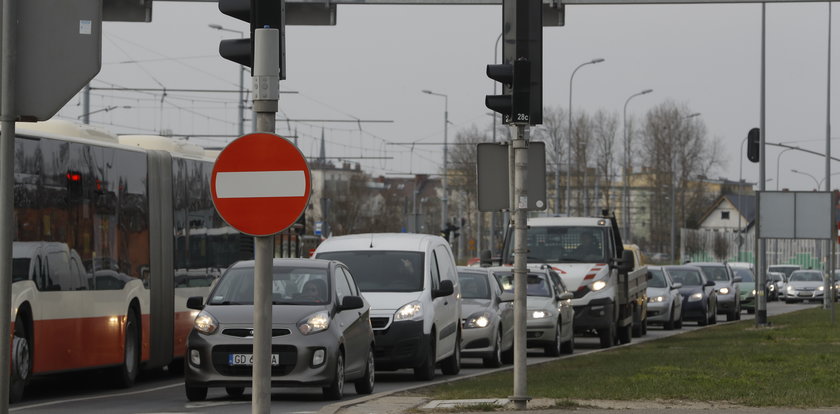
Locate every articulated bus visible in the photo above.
<box><xmin>9</xmin><ymin>120</ymin><xmax>246</xmax><ymax>402</ymax></box>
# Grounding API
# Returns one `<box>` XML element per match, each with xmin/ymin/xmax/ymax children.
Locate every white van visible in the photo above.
<box><xmin>313</xmin><ymin>233</ymin><xmax>461</xmax><ymax>380</ymax></box>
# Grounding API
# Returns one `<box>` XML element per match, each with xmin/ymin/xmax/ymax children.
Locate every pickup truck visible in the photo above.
<box><xmin>496</xmin><ymin>213</ymin><xmax>648</xmax><ymax>348</ymax></box>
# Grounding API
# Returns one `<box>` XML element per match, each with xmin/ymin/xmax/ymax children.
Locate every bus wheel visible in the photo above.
<box><xmin>10</xmin><ymin>313</ymin><xmax>32</xmax><ymax>403</ymax></box>
<box><xmin>116</xmin><ymin>309</ymin><xmax>140</xmax><ymax>388</ymax></box>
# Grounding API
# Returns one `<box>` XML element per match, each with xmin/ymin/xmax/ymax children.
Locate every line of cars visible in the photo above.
<box><xmin>180</xmin><ymin>232</ymin><xmax>588</xmax><ymax>402</ymax></box>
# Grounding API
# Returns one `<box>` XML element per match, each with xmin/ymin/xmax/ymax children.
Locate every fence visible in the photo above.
<box><xmin>680</xmin><ymin>228</ymin><xmax>835</xmax><ymax>270</ymax></box>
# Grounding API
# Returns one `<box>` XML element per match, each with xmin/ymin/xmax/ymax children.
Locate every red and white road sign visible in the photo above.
<box><xmin>211</xmin><ymin>132</ymin><xmax>311</xmax><ymax>236</ymax></box>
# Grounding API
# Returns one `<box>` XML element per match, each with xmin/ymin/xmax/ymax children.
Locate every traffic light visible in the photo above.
<box><xmin>440</xmin><ymin>222</ymin><xmax>460</xmax><ymax>243</ymax></box>
<box><xmin>485</xmin><ymin>58</ymin><xmax>530</xmax><ymax>125</ymax></box>
<box><xmin>66</xmin><ymin>170</ymin><xmax>83</xmax><ymax>200</ymax></box>
<box><xmin>218</xmin><ymin>0</ymin><xmax>285</xmax><ymax>78</ymax></box>
<box><xmin>747</xmin><ymin>127</ymin><xmax>760</xmax><ymax>163</ymax></box>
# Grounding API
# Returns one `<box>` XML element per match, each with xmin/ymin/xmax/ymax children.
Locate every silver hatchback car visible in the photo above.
<box><xmin>184</xmin><ymin>259</ymin><xmax>375</xmax><ymax>401</ymax></box>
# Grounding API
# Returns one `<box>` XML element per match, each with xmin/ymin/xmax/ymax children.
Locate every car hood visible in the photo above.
<box><xmin>736</xmin><ymin>282</ymin><xmax>755</xmax><ymax>292</ymax></box>
<box><xmin>361</xmin><ymin>291</ymin><xmax>423</xmax><ymax>312</ymax></box>
<box><xmin>788</xmin><ymin>281</ymin><xmax>824</xmax><ymax>289</ymax></box>
<box><xmin>646</xmin><ymin>287</ymin><xmax>671</xmax><ymax>298</ymax></box>
<box><xmin>204</xmin><ymin>304</ymin><xmax>330</xmax><ymax>325</ymax></box>
<box><xmin>527</xmin><ymin>296</ymin><xmax>554</xmax><ymax>310</ymax></box>
<box><xmin>677</xmin><ymin>286</ymin><xmax>704</xmax><ymax>296</ymax></box>
<box><xmin>461</xmin><ymin>298</ymin><xmax>492</xmax><ymax>317</ymax></box>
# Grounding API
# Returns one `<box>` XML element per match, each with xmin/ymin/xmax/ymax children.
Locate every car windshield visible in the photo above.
<box><xmin>666</xmin><ymin>268</ymin><xmax>703</xmax><ymax>286</ymax></box>
<box><xmin>494</xmin><ymin>272</ymin><xmax>552</xmax><ymax>297</ymax></box>
<box><xmin>458</xmin><ymin>272</ymin><xmax>491</xmax><ymax>299</ymax></box>
<box><xmin>790</xmin><ymin>271</ymin><xmax>823</xmax><ymax>282</ymax></box>
<box><xmin>648</xmin><ymin>269</ymin><xmax>667</xmax><ymax>288</ymax></box>
<box><xmin>768</xmin><ymin>266</ymin><xmax>800</xmax><ymax>279</ymax></box>
<box><xmin>507</xmin><ymin>226</ymin><xmax>608</xmax><ymax>264</ymax></box>
<box><xmin>698</xmin><ymin>266</ymin><xmax>729</xmax><ymax>282</ymax></box>
<box><xmin>732</xmin><ymin>268</ymin><xmax>755</xmax><ymax>282</ymax></box>
<box><xmin>315</xmin><ymin>251</ymin><xmax>424</xmax><ymax>292</ymax></box>
<box><xmin>208</xmin><ymin>265</ymin><xmax>331</xmax><ymax>305</ymax></box>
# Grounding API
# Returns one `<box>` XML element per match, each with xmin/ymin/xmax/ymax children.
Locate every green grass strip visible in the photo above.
<box><xmin>421</xmin><ymin>307</ymin><xmax>840</xmax><ymax>408</ymax></box>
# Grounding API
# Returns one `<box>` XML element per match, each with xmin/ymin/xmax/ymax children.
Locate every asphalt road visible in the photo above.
<box><xmin>9</xmin><ymin>301</ymin><xmax>818</xmax><ymax>414</ymax></box>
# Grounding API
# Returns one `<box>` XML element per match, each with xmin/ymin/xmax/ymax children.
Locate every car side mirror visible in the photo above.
<box><xmin>480</xmin><ymin>249</ymin><xmax>493</xmax><ymax>267</ymax></box>
<box><xmin>705</xmin><ymin>280</ymin><xmax>715</xmax><ymax>287</ymax></box>
<box><xmin>733</xmin><ymin>276</ymin><xmax>742</xmax><ymax>283</ymax></box>
<box><xmin>646</xmin><ymin>271</ymin><xmax>653</xmax><ymax>281</ymax></box>
<box><xmin>339</xmin><ymin>295</ymin><xmax>365</xmax><ymax>311</ymax></box>
<box><xmin>186</xmin><ymin>296</ymin><xmax>204</xmax><ymax>310</ymax></box>
<box><xmin>616</xmin><ymin>250</ymin><xmax>634</xmax><ymax>273</ymax></box>
<box><xmin>672</xmin><ymin>282</ymin><xmax>683</xmax><ymax>289</ymax></box>
<box><xmin>558</xmin><ymin>292</ymin><xmax>574</xmax><ymax>301</ymax></box>
<box><xmin>498</xmin><ymin>292</ymin><xmax>514</xmax><ymax>303</ymax></box>
<box><xmin>433</xmin><ymin>280</ymin><xmax>455</xmax><ymax>298</ymax></box>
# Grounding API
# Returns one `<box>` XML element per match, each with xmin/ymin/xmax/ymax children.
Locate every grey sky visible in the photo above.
<box><xmin>54</xmin><ymin>1</ymin><xmax>838</xmax><ymax>193</ymax></box>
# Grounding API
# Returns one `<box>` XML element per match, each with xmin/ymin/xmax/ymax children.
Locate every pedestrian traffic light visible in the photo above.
<box><xmin>485</xmin><ymin>58</ymin><xmax>530</xmax><ymax>125</ymax></box>
<box><xmin>217</xmin><ymin>0</ymin><xmax>285</xmax><ymax>78</ymax></box>
<box><xmin>747</xmin><ymin>127</ymin><xmax>760</xmax><ymax>163</ymax></box>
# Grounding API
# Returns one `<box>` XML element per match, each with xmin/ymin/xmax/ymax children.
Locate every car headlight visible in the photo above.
<box><xmin>531</xmin><ymin>310</ymin><xmax>551</xmax><ymax>319</ymax></box>
<box><xmin>769</xmin><ymin>285</ymin><xmax>775</xmax><ymax>291</ymax></box>
<box><xmin>394</xmin><ymin>301</ymin><xmax>423</xmax><ymax>321</ymax></box>
<box><xmin>464</xmin><ymin>312</ymin><xmax>492</xmax><ymax>329</ymax></box>
<box><xmin>648</xmin><ymin>296</ymin><xmax>665</xmax><ymax>303</ymax></box>
<box><xmin>590</xmin><ymin>280</ymin><xmax>607</xmax><ymax>291</ymax></box>
<box><xmin>688</xmin><ymin>292</ymin><xmax>703</xmax><ymax>302</ymax></box>
<box><xmin>818</xmin><ymin>285</ymin><xmax>825</xmax><ymax>292</ymax></box>
<box><xmin>751</xmin><ymin>289</ymin><xmax>756</xmax><ymax>295</ymax></box>
<box><xmin>718</xmin><ymin>287</ymin><xmax>730</xmax><ymax>295</ymax></box>
<box><xmin>298</xmin><ymin>311</ymin><xmax>330</xmax><ymax>335</ymax></box>
<box><xmin>194</xmin><ymin>310</ymin><xmax>219</xmax><ymax>335</ymax></box>
<box><xmin>786</xmin><ymin>285</ymin><xmax>795</xmax><ymax>293</ymax></box>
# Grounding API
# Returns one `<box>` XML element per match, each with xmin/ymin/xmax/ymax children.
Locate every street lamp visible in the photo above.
<box><xmin>622</xmin><ymin>88</ymin><xmax>653</xmax><ymax>241</ymax></box>
<box><xmin>790</xmin><ymin>169</ymin><xmax>840</xmax><ymax>189</ymax></box>
<box><xmin>566</xmin><ymin>58</ymin><xmax>605</xmax><ymax>216</ymax></box>
<box><xmin>671</xmin><ymin>112</ymin><xmax>700</xmax><ymax>263</ymax></box>
<box><xmin>775</xmin><ymin>148</ymin><xmax>794</xmax><ymax>190</ymax></box>
<box><xmin>422</xmin><ymin>89</ymin><xmax>449</xmax><ymax>231</ymax></box>
<box><xmin>209</xmin><ymin>24</ymin><xmax>246</xmax><ymax>136</ymax></box>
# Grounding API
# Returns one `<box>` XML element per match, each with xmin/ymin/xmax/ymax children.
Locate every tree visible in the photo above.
<box><xmin>535</xmin><ymin>105</ymin><xmax>567</xmax><ymax>214</ymax></box>
<box><xmin>591</xmin><ymin>109</ymin><xmax>619</xmax><ymax>214</ymax></box>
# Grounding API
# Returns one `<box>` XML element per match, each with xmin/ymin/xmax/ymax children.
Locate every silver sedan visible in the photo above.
<box><xmin>457</xmin><ymin>267</ymin><xmax>514</xmax><ymax>368</ymax></box>
<box><xmin>645</xmin><ymin>266</ymin><xmax>683</xmax><ymax>330</ymax></box>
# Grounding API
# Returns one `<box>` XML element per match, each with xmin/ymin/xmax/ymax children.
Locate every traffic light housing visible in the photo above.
<box><xmin>747</xmin><ymin>127</ymin><xmax>760</xmax><ymax>163</ymax></box>
<box><xmin>218</xmin><ymin>0</ymin><xmax>285</xmax><ymax>78</ymax></box>
<box><xmin>485</xmin><ymin>58</ymin><xmax>530</xmax><ymax>125</ymax></box>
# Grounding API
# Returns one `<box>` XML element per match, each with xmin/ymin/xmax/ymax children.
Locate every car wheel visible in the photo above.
<box><xmin>726</xmin><ymin>308</ymin><xmax>737</xmax><ymax>322</ymax></box>
<box><xmin>185</xmin><ymin>384</ymin><xmax>208</xmax><ymax>402</ymax></box>
<box><xmin>618</xmin><ymin>323</ymin><xmax>632</xmax><ymax>345</ymax></box>
<box><xmin>354</xmin><ymin>348</ymin><xmax>375</xmax><ymax>395</ymax></box>
<box><xmin>545</xmin><ymin>322</ymin><xmax>562</xmax><ymax>357</ymax></box>
<box><xmin>747</xmin><ymin>308</ymin><xmax>756</xmax><ymax>314</ymax></box>
<box><xmin>483</xmin><ymin>329</ymin><xmax>503</xmax><ymax>368</ymax></box>
<box><xmin>116</xmin><ymin>309</ymin><xmax>140</xmax><ymax>388</ymax></box>
<box><xmin>560</xmin><ymin>333</ymin><xmax>574</xmax><ymax>355</ymax></box>
<box><xmin>226</xmin><ymin>387</ymin><xmax>245</xmax><ymax>398</ymax></box>
<box><xmin>413</xmin><ymin>337</ymin><xmax>435</xmax><ymax>381</ymax></box>
<box><xmin>440</xmin><ymin>332</ymin><xmax>461</xmax><ymax>375</ymax></box>
<box><xmin>598</xmin><ymin>322</ymin><xmax>616</xmax><ymax>348</ymax></box>
<box><xmin>322</xmin><ymin>352</ymin><xmax>345</xmax><ymax>400</ymax></box>
<box><xmin>664</xmin><ymin>306</ymin><xmax>675</xmax><ymax>330</ymax></box>
<box><xmin>642</xmin><ymin>319</ymin><xmax>648</xmax><ymax>335</ymax></box>
<box><xmin>10</xmin><ymin>312</ymin><xmax>32</xmax><ymax>404</ymax></box>
<box><xmin>675</xmin><ymin>313</ymin><xmax>683</xmax><ymax>330</ymax></box>
<box><xmin>501</xmin><ymin>343</ymin><xmax>514</xmax><ymax>365</ymax></box>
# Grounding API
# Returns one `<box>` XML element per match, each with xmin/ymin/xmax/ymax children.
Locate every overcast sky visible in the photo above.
<box><xmin>53</xmin><ymin>1</ymin><xmax>839</xmax><ymax>193</ymax></box>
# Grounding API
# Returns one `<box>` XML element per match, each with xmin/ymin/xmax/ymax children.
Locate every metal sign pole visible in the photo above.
<box><xmin>252</xmin><ymin>27</ymin><xmax>280</xmax><ymax>414</ymax></box>
<box><xmin>0</xmin><ymin>0</ymin><xmax>17</xmax><ymax>410</ymax></box>
<box><xmin>510</xmin><ymin>123</ymin><xmax>530</xmax><ymax>409</ymax></box>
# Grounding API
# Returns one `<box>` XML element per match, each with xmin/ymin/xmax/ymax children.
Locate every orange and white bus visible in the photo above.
<box><xmin>9</xmin><ymin>120</ymin><xmax>244</xmax><ymax>402</ymax></box>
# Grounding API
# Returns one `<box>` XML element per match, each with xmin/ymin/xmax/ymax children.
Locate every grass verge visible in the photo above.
<box><xmin>419</xmin><ymin>307</ymin><xmax>840</xmax><ymax>408</ymax></box>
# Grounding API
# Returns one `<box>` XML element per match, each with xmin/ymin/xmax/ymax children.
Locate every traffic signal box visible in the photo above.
<box><xmin>218</xmin><ymin>0</ymin><xmax>285</xmax><ymax>78</ymax></box>
<box><xmin>747</xmin><ymin>127</ymin><xmax>760</xmax><ymax>163</ymax></box>
<box><xmin>485</xmin><ymin>0</ymin><xmax>542</xmax><ymax>126</ymax></box>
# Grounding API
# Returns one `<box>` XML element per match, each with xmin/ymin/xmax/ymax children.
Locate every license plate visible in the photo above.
<box><xmin>228</xmin><ymin>353</ymin><xmax>280</xmax><ymax>366</ymax></box>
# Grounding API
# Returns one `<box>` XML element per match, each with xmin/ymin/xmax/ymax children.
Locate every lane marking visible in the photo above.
<box><xmin>215</xmin><ymin>171</ymin><xmax>306</xmax><ymax>198</ymax></box>
<box><xmin>10</xmin><ymin>382</ymin><xmax>182</xmax><ymax>411</ymax></box>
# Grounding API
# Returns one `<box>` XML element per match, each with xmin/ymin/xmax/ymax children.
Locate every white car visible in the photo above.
<box><xmin>313</xmin><ymin>233</ymin><xmax>461</xmax><ymax>380</ymax></box>
<box><xmin>784</xmin><ymin>270</ymin><xmax>825</xmax><ymax>303</ymax></box>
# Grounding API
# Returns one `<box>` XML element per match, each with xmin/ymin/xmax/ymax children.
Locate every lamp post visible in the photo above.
<box><xmin>775</xmin><ymin>148</ymin><xmax>794</xmax><ymax>190</ymax></box>
<box><xmin>566</xmin><ymin>58</ymin><xmax>605</xmax><ymax>216</ymax></box>
<box><xmin>422</xmin><ymin>89</ymin><xmax>449</xmax><ymax>231</ymax></box>
<box><xmin>622</xmin><ymin>89</ymin><xmax>652</xmax><ymax>241</ymax></box>
<box><xmin>790</xmin><ymin>169</ymin><xmax>840</xmax><ymax>190</ymax></box>
<box><xmin>209</xmin><ymin>24</ymin><xmax>246</xmax><ymax>136</ymax></box>
<box><xmin>671</xmin><ymin>112</ymin><xmax>700</xmax><ymax>263</ymax></box>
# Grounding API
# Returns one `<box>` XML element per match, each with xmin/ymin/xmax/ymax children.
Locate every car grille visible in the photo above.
<box><xmin>222</xmin><ymin>328</ymin><xmax>291</xmax><ymax>338</ymax></box>
<box><xmin>370</xmin><ymin>317</ymin><xmax>391</xmax><ymax>330</ymax></box>
<box><xmin>211</xmin><ymin>344</ymin><xmax>297</xmax><ymax>376</ymax></box>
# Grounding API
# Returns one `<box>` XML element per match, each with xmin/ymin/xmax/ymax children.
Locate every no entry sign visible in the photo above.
<box><xmin>211</xmin><ymin>132</ymin><xmax>311</xmax><ymax>236</ymax></box>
